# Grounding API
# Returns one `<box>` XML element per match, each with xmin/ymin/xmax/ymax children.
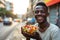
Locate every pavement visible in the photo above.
<box><xmin>0</xmin><ymin>22</ymin><xmax>19</xmax><ymax>40</ymax></box>
<box><xmin>5</xmin><ymin>22</ymin><xmax>26</xmax><ymax>40</ymax></box>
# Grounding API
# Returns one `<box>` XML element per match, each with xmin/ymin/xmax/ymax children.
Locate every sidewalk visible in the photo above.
<box><xmin>5</xmin><ymin>22</ymin><xmax>26</xmax><ymax>40</ymax></box>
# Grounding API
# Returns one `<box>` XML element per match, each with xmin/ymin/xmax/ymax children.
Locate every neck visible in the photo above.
<box><xmin>38</xmin><ymin>21</ymin><xmax>49</xmax><ymax>29</ymax></box>
<box><xmin>38</xmin><ymin>21</ymin><xmax>50</xmax><ymax>32</ymax></box>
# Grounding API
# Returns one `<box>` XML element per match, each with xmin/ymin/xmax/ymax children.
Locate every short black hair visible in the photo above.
<box><xmin>36</xmin><ymin>2</ymin><xmax>48</xmax><ymax>11</ymax></box>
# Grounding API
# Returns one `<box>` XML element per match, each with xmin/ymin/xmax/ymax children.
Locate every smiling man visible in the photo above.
<box><xmin>21</xmin><ymin>2</ymin><xmax>60</xmax><ymax>40</ymax></box>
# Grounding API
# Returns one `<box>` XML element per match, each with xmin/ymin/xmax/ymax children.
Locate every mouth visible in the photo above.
<box><xmin>37</xmin><ymin>16</ymin><xmax>44</xmax><ymax>23</ymax></box>
<box><xmin>38</xmin><ymin>19</ymin><xmax>43</xmax><ymax>23</ymax></box>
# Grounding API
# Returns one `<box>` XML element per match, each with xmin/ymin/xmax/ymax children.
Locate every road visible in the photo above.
<box><xmin>0</xmin><ymin>22</ymin><xmax>19</xmax><ymax>40</ymax></box>
<box><xmin>5</xmin><ymin>22</ymin><xmax>27</xmax><ymax>40</ymax></box>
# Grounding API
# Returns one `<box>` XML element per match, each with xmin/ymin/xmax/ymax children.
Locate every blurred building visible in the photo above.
<box><xmin>0</xmin><ymin>0</ymin><xmax>6</xmax><ymax>18</ymax></box>
<box><xmin>0</xmin><ymin>0</ymin><xmax>5</xmax><ymax>8</ymax></box>
<box><xmin>0</xmin><ymin>0</ymin><xmax>13</xmax><ymax>11</ymax></box>
<box><xmin>5</xmin><ymin>1</ymin><xmax>13</xmax><ymax>11</ymax></box>
<box><xmin>0</xmin><ymin>0</ymin><xmax>13</xmax><ymax>18</ymax></box>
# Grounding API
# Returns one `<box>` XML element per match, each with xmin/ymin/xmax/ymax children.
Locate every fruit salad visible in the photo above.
<box><xmin>22</xmin><ymin>25</ymin><xmax>38</xmax><ymax>35</ymax></box>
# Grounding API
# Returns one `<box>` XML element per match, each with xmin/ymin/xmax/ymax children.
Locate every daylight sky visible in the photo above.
<box><xmin>6</xmin><ymin>0</ymin><xmax>29</xmax><ymax>15</ymax></box>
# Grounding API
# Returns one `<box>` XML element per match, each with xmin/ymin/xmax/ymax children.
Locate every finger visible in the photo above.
<box><xmin>21</xmin><ymin>27</ymin><xmax>23</xmax><ymax>33</ymax></box>
<box><xmin>21</xmin><ymin>27</ymin><xmax>24</xmax><ymax>34</ymax></box>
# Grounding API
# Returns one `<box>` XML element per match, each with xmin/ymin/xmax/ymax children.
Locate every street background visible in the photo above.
<box><xmin>0</xmin><ymin>0</ymin><xmax>60</xmax><ymax>40</ymax></box>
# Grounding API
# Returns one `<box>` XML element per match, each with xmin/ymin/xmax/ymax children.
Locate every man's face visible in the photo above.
<box><xmin>34</xmin><ymin>6</ymin><xmax>48</xmax><ymax>24</ymax></box>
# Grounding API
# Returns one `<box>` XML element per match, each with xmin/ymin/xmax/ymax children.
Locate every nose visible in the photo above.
<box><xmin>38</xmin><ymin>12</ymin><xmax>41</xmax><ymax>15</ymax></box>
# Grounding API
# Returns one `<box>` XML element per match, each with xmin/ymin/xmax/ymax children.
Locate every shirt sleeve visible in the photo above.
<box><xmin>51</xmin><ymin>29</ymin><xmax>60</xmax><ymax>40</ymax></box>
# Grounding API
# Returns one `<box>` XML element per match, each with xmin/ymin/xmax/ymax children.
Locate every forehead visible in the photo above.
<box><xmin>35</xmin><ymin>6</ymin><xmax>46</xmax><ymax>11</ymax></box>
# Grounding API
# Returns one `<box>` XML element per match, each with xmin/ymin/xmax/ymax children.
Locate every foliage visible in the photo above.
<box><xmin>0</xmin><ymin>8</ymin><xmax>17</xmax><ymax>18</ymax></box>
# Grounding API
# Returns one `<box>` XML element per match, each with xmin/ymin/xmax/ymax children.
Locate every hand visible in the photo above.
<box><xmin>21</xmin><ymin>27</ymin><xmax>42</xmax><ymax>40</ymax></box>
<box><xmin>32</xmin><ymin>31</ymin><xmax>42</xmax><ymax>40</ymax></box>
<box><xmin>21</xmin><ymin>27</ymin><xmax>31</xmax><ymax>37</ymax></box>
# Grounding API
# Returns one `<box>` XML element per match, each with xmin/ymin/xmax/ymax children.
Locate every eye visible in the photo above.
<box><xmin>40</xmin><ymin>11</ymin><xmax>45</xmax><ymax>13</ymax></box>
<box><xmin>35</xmin><ymin>11</ymin><xmax>39</xmax><ymax>14</ymax></box>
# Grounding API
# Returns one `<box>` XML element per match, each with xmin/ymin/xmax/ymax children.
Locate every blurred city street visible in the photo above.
<box><xmin>0</xmin><ymin>0</ymin><xmax>60</xmax><ymax>40</ymax></box>
<box><xmin>5</xmin><ymin>22</ymin><xmax>26</xmax><ymax>40</ymax></box>
<box><xmin>0</xmin><ymin>22</ymin><xmax>19</xmax><ymax>40</ymax></box>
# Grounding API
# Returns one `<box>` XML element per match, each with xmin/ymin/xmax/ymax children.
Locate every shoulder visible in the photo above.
<box><xmin>50</xmin><ymin>23</ymin><xmax>60</xmax><ymax>36</ymax></box>
<box><xmin>50</xmin><ymin>23</ymin><xmax>59</xmax><ymax>31</ymax></box>
<box><xmin>50</xmin><ymin>24</ymin><xmax>60</xmax><ymax>40</ymax></box>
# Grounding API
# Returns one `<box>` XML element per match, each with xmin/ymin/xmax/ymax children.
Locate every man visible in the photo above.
<box><xmin>21</xmin><ymin>2</ymin><xmax>60</xmax><ymax>40</ymax></box>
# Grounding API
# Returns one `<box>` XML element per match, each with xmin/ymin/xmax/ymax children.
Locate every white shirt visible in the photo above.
<box><xmin>31</xmin><ymin>23</ymin><xmax>60</xmax><ymax>40</ymax></box>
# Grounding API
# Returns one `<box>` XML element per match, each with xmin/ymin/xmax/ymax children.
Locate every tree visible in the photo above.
<box><xmin>0</xmin><ymin>8</ymin><xmax>17</xmax><ymax>18</ymax></box>
<box><xmin>5</xmin><ymin>11</ymin><xmax>17</xmax><ymax>19</ymax></box>
<box><xmin>0</xmin><ymin>8</ymin><xmax>6</xmax><ymax>18</ymax></box>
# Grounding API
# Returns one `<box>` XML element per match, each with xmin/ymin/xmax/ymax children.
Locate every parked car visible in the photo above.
<box><xmin>3</xmin><ymin>17</ymin><xmax>12</xmax><ymax>25</ymax></box>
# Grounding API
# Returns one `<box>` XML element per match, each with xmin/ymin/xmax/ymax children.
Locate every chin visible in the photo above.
<box><xmin>37</xmin><ymin>21</ymin><xmax>43</xmax><ymax>24</ymax></box>
<box><xmin>37</xmin><ymin>21</ymin><xmax>45</xmax><ymax>24</ymax></box>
